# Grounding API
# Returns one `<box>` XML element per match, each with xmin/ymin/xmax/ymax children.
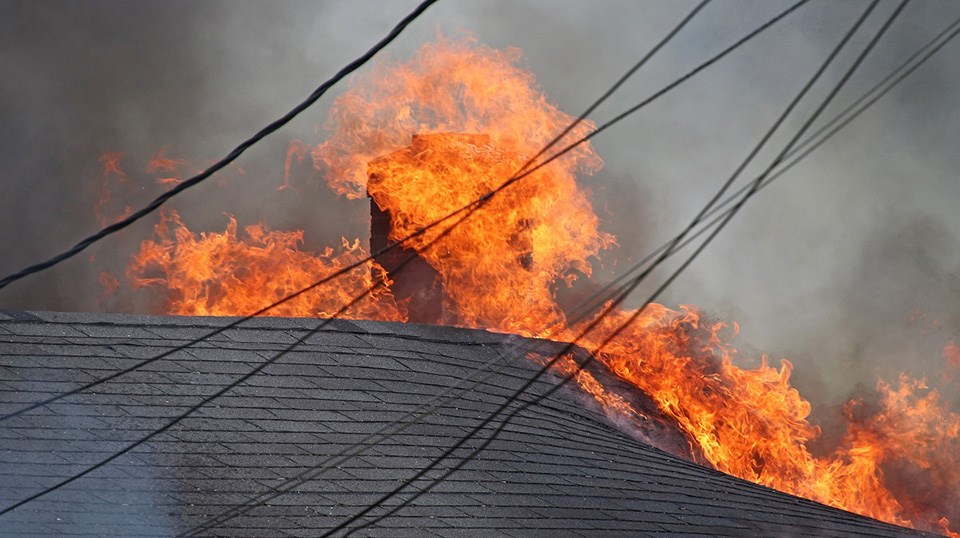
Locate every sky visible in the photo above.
<box><xmin>1</xmin><ymin>0</ymin><xmax>958</xmax><ymax>411</ymax></box>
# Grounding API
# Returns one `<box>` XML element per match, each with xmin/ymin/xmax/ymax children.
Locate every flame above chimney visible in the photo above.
<box><xmin>118</xmin><ymin>36</ymin><xmax>959</xmax><ymax>535</ymax></box>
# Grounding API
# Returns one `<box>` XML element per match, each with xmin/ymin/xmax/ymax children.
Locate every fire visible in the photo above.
<box><xmin>128</xmin><ymin>210</ymin><xmax>402</xmax><ymax>321</ymax></box>
<box><xmin>97</xmin><ymin>271</ymin><xmax>120</xmax><ymax>306</ymax></box>
<box><xmin>366</xmin><ymin>132</ymin><xmax>612</xmax><ymax>332</ymax></box>
<box><xmin>590</xmin><ymin>307</ymin><xmax>959</xmax><ymax>531</ymax></box>
<box><xmin>146</xmin><ymin>147</ymin><xmax>189</xmax><ymax>185</ymax></box>
<box><xmin>113</xmin><ymin>37</ymin><xmax>958</xmax><ymax>535</ymax></box>
<box><xmin>281</xmin><ymin>140</ymin><xmax>312</xmax><ymax>191</ymax></box>
<box><xmin>314</xmin><ymin>35</ymin><xmax>600</xmax><ymax>200</ymax></box>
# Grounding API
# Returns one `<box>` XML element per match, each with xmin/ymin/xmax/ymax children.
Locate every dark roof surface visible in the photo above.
<box><xmin>0</xmin><ymin>310</ymin><xmax>929</xmax><ymax>537</ymax></box>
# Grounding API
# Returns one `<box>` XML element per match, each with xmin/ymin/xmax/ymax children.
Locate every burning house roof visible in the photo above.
<box><xmin>0</xmin><ymin>310</ymin><xmax>935</xmax><ymax>537</ymax></box>
<box><xmin>0</xmin><ymin>13</ymin><xmax>958</xmax><ymax>537</ymax></box>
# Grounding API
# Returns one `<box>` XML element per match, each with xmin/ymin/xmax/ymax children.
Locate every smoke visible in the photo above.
<box><xmin>2</xmin><ymin>0</ymin><xmax>959</xmax><ymax>416</ymax></box>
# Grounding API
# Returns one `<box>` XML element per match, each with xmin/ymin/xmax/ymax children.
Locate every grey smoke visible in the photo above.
<box><xmin>1</xmin><ymin>0</ymin><xmax>959</xmax><ymax>414</ymax></box>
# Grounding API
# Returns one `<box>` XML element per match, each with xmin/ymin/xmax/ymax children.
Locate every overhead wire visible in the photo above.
<box><xmin>0</xmin><ymin>0</ymin><xmax>714</xmax><ymax>517</ymax></box>
<box><xmin>327</xmin><ymin>1</ymin><xmax>909</xmax><ymax>534</ymax></box>
<box><xmin>188</xmin><ymin>3</ymin><xmax>959</xmax><ymax>533</ymax></box>
<box><xmin>0</xmin><ymin>0</ymin><xmax>919</xmax><ymax>523</ymax></box>
<box><xmin>178</xmin><ymin>2</ymin><xmax>714</xmax><ymax>534</ymax></box>
<box><xmin>567</xmin><ymin>6</ymin><xmax>960</xmax><ymax>330</ymax></box>
<box><xmin>0</xmin><ymin>0</ymin><xmax>806</xmax><ymax>425</ymax></box>
<box><xmin>0</xmin><ymin>0</ymin><xmax>438</xmax><ymax>292</ymax></box>
<box><xmin>0</xmin><ymin>0</ymin><xmax>848</xmax><ymax>523</ymax></box>
<box><xmin>0</xmin><ymin>0</ymin><xmax>812</xmax><ymax>521</ymax></box>
<box><xmin>1</xmin><ymin>0</ymin><xmax>936</xmax><ymax>524</ymax></box>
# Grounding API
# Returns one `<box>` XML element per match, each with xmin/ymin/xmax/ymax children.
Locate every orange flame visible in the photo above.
<box><xmin>128</xmin><ymin>210</ymin><xmax>402</xmax><ymax>321</ymax></box>
<box><xmin>366</xmin><ymin>132</ymin><xmax>613</xmax><ymax>333</ymax></box>
<box><xmin>314</xmin><ymin>35</ymin><xmax>600</xmax><ymax>200</ymax></box>
<box><xmin>117</xmin><ymin>37</ymin><xmax>957</xmax><ymax>535</ymax></box>
<box><xmin>571</xmin><ymin>307</ymin><xmax>960</xmax><ymax>532</ymax></box>
<box><xmin>147</xmin><ymin>148</ymin><xmax>192</xmax><ymax>185</ymax></box>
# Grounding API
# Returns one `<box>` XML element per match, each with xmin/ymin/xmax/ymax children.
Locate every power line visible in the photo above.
<box><xmin>0</xmin><ymin>275</ymin><xmax>386</xmax><ymax>517</ymax></box>
<box><xmin>178</xmin><ymin>3</ymin><xmax>714</xmax><ymax>535</ymax></box>
<box><xmin>5</xmin><ymin>0</ymin><xmax>939</xmax><ymax>526</ymax></box>
<box><xmin>0</xmin><ymin>0</ymin><xmax>713</xmax><ymax>518</ymax></box>
<box><xmin>1</xmin><ymin>0</ymin><xmax>813</xmax><ymax>521</ymax></box>
<box><xmin>0</xmin><ymin>0</ymin><xmax>901</xmax><ymax>521</ymax></box>
<box><xmin>190</xmin><ymin>6</ymin><xmax>960</xmax><ymax>533</ymax></box>
<box><xmin>0</xmin><ymin>0</ymin><xmax>804</xmax><ymax>425</ymax></box>
<box><xmin>327</xmin><ymin>2</ymin><xmax>907</xmax><ymax>534</ymax></box>
<box><xmin>0</xmin><ymin>0</ymin><xmax>438</xmax><ymax>292</ymax></box>
<box><xmin>564</xmin><ymin>10</ymin><xmax>960</xmax><ymax>333</ymax></box>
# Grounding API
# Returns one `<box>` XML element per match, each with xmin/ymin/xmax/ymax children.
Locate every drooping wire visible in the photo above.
<box><xmin>567</xmin><ymin>1</ymin><xmax>960</xmax><ymax>329</ymax></box>
<box><xmin>3</xmin><ymin>0</ymin><xmax>916</xmax><ymax>524</ymax></box>
<box><xmin>178</xmin><ymin>3</ymin><xmax>714</xmax><ymax>535</ymax></box>
<box><xmin>186</xmin><ymin>7</ymin><xmax>960</xmax><ymax>534</ymax></box>
<box><xmin>0</xmin><ymin>0</ymin><xmax>438</xmax><ymax>292</ymax></box>
<box><xmin>0</xmin><ymin>0</ymin><xmax>814</xmax><ymax>521</ymax></box>
<box><xmin>0</xmin><ymin>272</ymin><xmax>387</xmax><ymax>517</ymax></box>
<box><xmin>1</xmin><ymin>0</ymin><xmax>886</xmax><ymax>521</ymax></box>
<box><xmin>328</xmin><ymin>2</ymin><xmax>909</xmax><ymax>534</ymax></box>
<box><xmin>0</xmin><ymin>0</ymin><xmax>944</xmax><ymax>528</ymax></box>
<box><xmin>0</xmin><ymin>0</ymin><xmax>714</xmax><ymax>518</ymax></box>
<box><xmin>0</xmin><ymin>0</ymin><xmax>806</xmax><ymax>425</ymax></box>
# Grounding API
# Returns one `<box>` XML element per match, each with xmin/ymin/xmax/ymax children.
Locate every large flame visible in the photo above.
<box><xmin>366</xmin><ymin>132</ymin><xmax>612</xmax><ymax>333</ymax></box>
<box><xmin>119</xmin><ymin>37</ymin><xmax>958</xmax><ymax>535</ymax></box>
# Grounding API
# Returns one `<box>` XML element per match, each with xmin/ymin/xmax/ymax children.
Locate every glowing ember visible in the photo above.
<box><xmin>114</xmin><ymin>37</ymin><xmax>957</xmax><ymax>535</ymax></box>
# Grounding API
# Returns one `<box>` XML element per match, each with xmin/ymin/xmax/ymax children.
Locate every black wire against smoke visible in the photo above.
<box><xmin>4</xmin><ymin>0</ymin><xmax>938</xmax><ymax>526</ymax></box>
<box><xmin>0</xmin><ymin>1</ymin><xmax>715</xmax><ymax>516</ymax></box>
<box><xmin>179</xmin><ymin>3</ymin><xmax>714</xmax><ymax>534</ymax></box>
<box><xmin>0</xmin><ymin>0</ymin><xmax>804</xmax><ymax>425</ymax></box>
<box><xmin>187</xmin><ymin>10</ymin><xmax>960</xmax><ymax>533</ymax></box>
<box><xmin>324</xmin><ymin>1</ymin><xmax>891</xmax><ymax>533</ymax></box>
<box><xmin>0</xmin><ymin>0</ymin><xmax>814</xmax><ymax>522</ymax></box>
<box><xmin>3</xmin><ymin>0</ymin><xmax>919</xmax><ymax>525</ymax></box>
<box><xmin>0</xmin><ymin>0</ymin><xmax>438</xmax><ymax>292</ymax></box>
<box><xmin>572</xmin><ymin>10</ymin><xmax>960</xmax><ymax>323</ymax></box>
<box><xmin>331</xmin><ymin>2</ymin><xmax>911</xmax><ymax>534</ymax></box>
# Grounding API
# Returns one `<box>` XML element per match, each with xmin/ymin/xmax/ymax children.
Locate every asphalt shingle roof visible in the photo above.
<box><xmin>0</xmin><ymin>310</ymin><xmax>931</xmax><ymax>537</ymax></box>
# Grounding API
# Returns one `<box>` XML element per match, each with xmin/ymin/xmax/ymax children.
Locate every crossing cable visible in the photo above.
<box><xmin>566</xmin><ymin>8</ymin><xmax>960</xmax><ymax>325</ymax></box>
<box><xmin>2</xmin><ymin>0</ymin><xmax>812</xmax><ymax>522</ymax></box>
<box><xmin>338</xmin><ymin>1</ymin><xmax>907</xmax><ymax>533</ymax></box>
<box><xmin>0</xmin><ymin>0</ymin><xmax>802</xmax><ymax>425</ymax></box>
<box><xmin>177</xmin><ymin>3</ymin><xmax>714</xmax><ymax>534</ymax></box>
<box><xmin>0</xmin><ymin>0</ymin><xmax>438</xmax><ymax>292</ymax></box>
<box><xmin>0</xmin><ymin>0</ymin><xmax>712</xmax><ymax>518</ymax></box>
<box><xmin>0</xmin><ymin>0</ymin><xmax>808</xmax><ymax>516</ymax></box>
<box><xmin>185</xmin><ymin>6</ymin><xmax>960</xmax><ymax>533</ymax></box>
<box><xmin>0</xmin><ymin>3</ymin><xmax>885</xmax><ymax>522</ymax></box>
<box><xmin>0</xmin><ymin>0</ymin><xmax>915</xmax><ymax>525</ymax></box>
<box><xmin>326</xmin><ymin>2</ymin><xmax>909</xmax><ymax>534</ymax></box>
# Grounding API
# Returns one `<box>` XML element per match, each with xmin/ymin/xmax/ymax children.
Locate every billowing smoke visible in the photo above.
<box><xmin>2</xmin><ymin>0</ymin><xmax>959</xmax><ymax>450</ymax></box>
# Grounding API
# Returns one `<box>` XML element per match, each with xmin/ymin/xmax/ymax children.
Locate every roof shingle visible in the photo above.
<box><xmin>0</xmin><ymin>311</ymin><xmax>932</xmax><ymax>537</ymax></box>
